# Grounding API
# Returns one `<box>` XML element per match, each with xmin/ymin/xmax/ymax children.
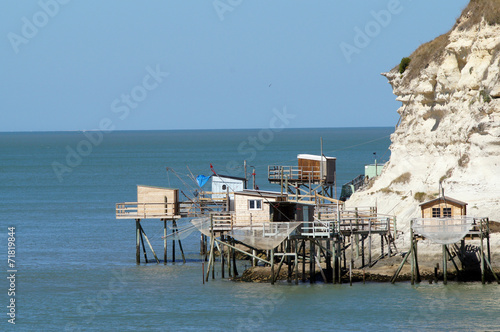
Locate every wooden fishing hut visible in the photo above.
<box><xmin>420</xmin><ymin>196</ymin><xmax>467</xmax><ymax>218</ymax></box>
<box><xmin>116</xmin><ymin>185</ymin><xmax>187</xmax><ymax>265</ymax></box>
<box><xmin>268</xmin><ymin>154</ymin><xmax>336</xmax><ymax>198</ymax></box>
<box><xmin>391</xmin><ymin>194</ymin><xmax>498</xmax><ymax>285</ymax></box>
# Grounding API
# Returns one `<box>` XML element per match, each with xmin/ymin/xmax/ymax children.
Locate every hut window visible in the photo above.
<box><xmin>432</xmin><ymin>208</ymin><xmax>440</xmax><ymax>218</ymax></box>
<box><xmin>249</xmin><ymin>199</ymin><xmax>262</xmax><ymax>210</ymax></box>
<box><xmin>222</xmin><ymin>184</ymin><xmax>227</xmax><ymax>190</ymax></box>
<box><xmin>442</xmin><ymin>208</ymin><xmax>452</xmax><ymax>217</ymax></box>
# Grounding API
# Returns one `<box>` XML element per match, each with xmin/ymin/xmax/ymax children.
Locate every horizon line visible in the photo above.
<box><xmin>0</xmin><ymin>126</ymin><xmax>394</xmax><ymax>134</ymax></box>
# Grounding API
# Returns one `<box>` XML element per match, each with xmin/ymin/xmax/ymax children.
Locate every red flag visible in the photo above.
<box><xmin>210</xmin><ymin>163</ymin><xmax>217</xmax><ymax>175</ymax></box>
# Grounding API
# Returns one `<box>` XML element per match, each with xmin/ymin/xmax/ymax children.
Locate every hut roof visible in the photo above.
<box><xmin>419</xmin><ymin>196</ymin><xmax>467</xmax><ymax>207</ymax></box>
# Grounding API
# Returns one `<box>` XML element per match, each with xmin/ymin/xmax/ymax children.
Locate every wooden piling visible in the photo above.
<box><xmin>443</xmin><ymin>245</ymin><xmax>448</xmax><ymax>285</ymax></box>
<box><xmin>310</xmin><ymin>240</ymin><xmax>315</xmax><ymax>283</ymax></box>
<box><xmin>295</xmin><ymin>239</ymin><xmax>299</xmax><ymax>285</ymax></box>
<box><xmin>270</xmin><ymin>248</ymin><xmax>275</xmax><ymax>285</ymax></box>
<box><xmin>220</xmin><ymin>235</ymin><xmax>225</xmax><ymax>279</ymax></box>
<box><xmin>302</xmin><ymin>240</ymin><xmax>306</xmax><ymax>283</ymax></box>
<box><xmin>135</xmin><ymin>219</ymin><xmax>141</xmax><ymax>265</ymax></box>
<box><xmin>172</xmin><ymin>224</ymin><xmax>176</xmax><ymax>263</ymax></box>
<box><xmin>164</xmin><ymin>219</ymin><xmax>167</xmax><ymax>265</ymax></box>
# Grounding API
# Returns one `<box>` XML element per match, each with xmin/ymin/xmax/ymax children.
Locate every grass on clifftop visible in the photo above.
<box><xmin>457</xmin><ymin>0</ymin><xmax>500</xmax><ymax>29</ymax></box>
<box><xmin>395</xmin><ymin>0</ymin><xmax>500</xmax><ymax>85</ymax></box>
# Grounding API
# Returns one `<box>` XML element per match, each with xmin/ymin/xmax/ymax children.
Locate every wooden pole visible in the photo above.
<box><xmin>172</xmin><ymin>223</ymin><xmax>176</xmax><ymax>263</ymax></box>
<box><xmin>220</xmin><ymin>235</ymin><xmax>225</xmax><ymax>279</ymax></box>
<box><xmin>486</xmin><ymin>218</ymin><xmax>491</xmax><ymax>263</ymax></box>
<box><xmin>368</xmin><ymin>220</ymin><xmax>372</xmax><ymax>266</ymax></box>
<box><xmin>361</xmin><ymin>236</ymin><xmax>365</xmax><ymax>268</ymax></box>
<box><xmin>414</xmin><ymin>239</ymin><xmax>421</xmax><ymax>283</ymax></box>
<box><xmin>302</xmin><ymin>240</ymin><xmax>306</xmax><ymax>283</ymax></box>
<box><xmin>139</xmin><ymin>225</ymin><xmax>148</xmax><ymax>263</ymax></box>
<box><xmin>270</xmin><ymin>249</ymin><xmax>275</xmax><ymax>285</ymax></box>
<box><xmin>411</xmin><ymin>234</ymin><xmax>415</xmax><ymax>285</ymax></box>
<box><xmin>140</xmin><ymin>224</ymin><xmax>160</xmax><ymax>264</ymax></box>
<box><xmin>380</xmin><ymin>235</ymin><xmax>384</xmax><ymax>257</ymax></box>
<box><xmin>135</xmin><ymin>219</ymin><xmax>141</xmax><ymax>265</ymax></box>
<box><xmin>443</xmin><ymin>245</ymin><xmax>448</xmax><ymax>285</ymax></box>
<box><xmin>332</xmin><ymin>237</ymin><xmax>337</xmax><ymax>284</ymax></box>
<box><xmin>227</xmin><ymin>236</ymin><xmax>232</xmax><ymax>278</ymax></box>
<box><xmin>164</xmin><ymin>219</ymin><xmax>167</xmax><ymax>265</ymax></box>
<box><xmin>295</xmin><ymin>239</ymin><xmax>299</xmax><ymax>284</ymax></box>
<box><xmin>232</xmin><ymin>237</ymin><xmax>238</xmax><ymax>277</ymax></box>
<box><xmin>286</xmin><ymin>240</ymin><xmax>292</xmax><ymax>283</ymax></box>
<box><xmin>480</xmin><ymin>222</ymin><xmax>485</xmax><ymax>285</ymax></box>
<box><xmin>310</xmin><ymin>240</ymin><xmax>315</xmax><ymax>283</ymax></box>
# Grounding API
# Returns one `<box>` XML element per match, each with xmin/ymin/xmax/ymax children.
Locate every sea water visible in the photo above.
<box><xmin>1</xmin><ymin>128</ymin><xmax>499</xmax><ymax>331</ymax></box>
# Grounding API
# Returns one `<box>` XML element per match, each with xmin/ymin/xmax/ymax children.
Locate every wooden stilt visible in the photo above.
<box><xmin>220</xmin><ymin>235</ymin><xmax>225</xmax><ymax>279</ymax></box>
<box><xmin>368</xmin><ymin>220</ymin><xmax>372</xmax><ymax>266</ymax></box>
<box><xmin>332</xmin><ymin>237</ymin><xmax>336</xmax><ymax>284</ymax></box>
<box><xmin>227</xmin><ymin>236</ymin><xmax>232</xmax><ymax>278</ymax></box>
<box><xmin>443</xmin><ymin>245</ymin><xmax>448</xmax><ymax>285</ymax></box>
<box><xmin>480</xmin><ymin>226</ymin><xmax>485</xmax><ymax>285</ymax></box>
<box><xmin>391</xmin><ymin>228</ymin><xmax>413</xmax><ymax>285</ymax></box>
<box><xmin>381</xmin><ymin>234</ymin><xmax>385</xmax><ymax>257</ymax></box>
<box><xmin>326</xmin><ymin>239</ymin><xmax>332</xmax><ymax>283</ymax></box>
<box><xmin>361</xmin><ymin>236</ymin><xmax>365</xmax><ymax>268</ymax></box>
<box><xmin>486</xmin><ymin>218</ymin><xmax>492</xmax><ymax>263</ymax></box>
<box><xmin>350</xmin><ymin>234</ymin><xmax>354</xmax><ymax>270</ymax></box>
<box><xmin>200</xmin><ymin>233</ymin><xmax>204</xmax><ymax>255</ymax></box>
<box><xmin>270</xmin><ymin>249</ymin><xmax>275</xmax><ymax>285</ymax></box>
<box><xmin>232</xmin><ymin>237</ymin><xmax>238</xmax><ymax>277</ymax></box>
<box><xmin>302</xmin><ymin>240</ymin><xmax>306</xmax><ymax>283</ymax></box>
<box><xmin>315</xmin><ymin>251</ymin><xmax>327</xmax><ymax>282</ymax></box>
<box><xmin>164</xmin><ymin>219</ymin><xmax>167</xmax><ymax>265</ymax></box>
<box><xmin>139</xmin><ymin>225</ymin><xmax>148</xmax><ymax>263</ymax></box>
<box><xmin>445</xmin><ymin>245</ymin><xmax>460</xmax><ymax>278</ymax></box>
<box><xmin>172</xmin><ymin>224</ymin><xmax>176</xmax><ymax>263</ymax></box>
<box><xmin>411</xmin><ymin>236</ymin><xmax>415</xmax><ymax>285</ymax></box>
<box><xmin>274</xmin><ymin>254</ymin><xmax>287</xmax><ymax>283</ymax></box>
<box><xmin>414</xmin><ymin>239</ymin><xmax>421</xmax><ymax>283</ymax></box>
<box><xmin>140</xmin><ymin>224</ymin><xmax>160</xmax><ymax>264</ymax></box>
<box><xmin>460</xmin><ymin>239</ymin><xmax>465</xmax><ymax>270</ymax></box>
<box><xmin>310</xmin><ymin>240</ymin><xmax>315</xmax><ymax>283</ymax></box>
<box><xmin>172</xmin><ymin>220</ymin><xmax>186</xmax><ymax>263</ymax></box>
<box><xmin>295</xmin><ymin>239</ymin><xmax>299</xmax><ymax>285</ymax></box>
<box><xmin>205</xmin><ymin>235</ymin><xmax>215</xmax><ymax>282</ymax></box>
<box><xmin>287</xmin><ymin>240</ymin><xmax>292</xmax><ymax>283</ymax></box>
<box><xmin>136</xmin><ymin>219</ymin><xmax>141</xmax><ymax>265</ymax></box>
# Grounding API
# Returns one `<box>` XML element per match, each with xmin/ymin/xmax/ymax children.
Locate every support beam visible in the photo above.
<box><xmin>139</xmin><ymin>225</ymin><xmax>148</xmax><ymax>263</ymax></box>
<box><xmin>140</xmin><ymin>224</ymin><xmax>160</xmax><ymax>264</ymax></box>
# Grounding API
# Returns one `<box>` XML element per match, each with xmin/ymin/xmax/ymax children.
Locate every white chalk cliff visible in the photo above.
<box><xmin>347</xmin><ymin>1</ymin><xmax>500</xmax><ymax>234</ymax></box>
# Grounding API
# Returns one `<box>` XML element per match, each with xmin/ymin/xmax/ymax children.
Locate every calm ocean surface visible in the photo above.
<box><xmin>1</xmin><ymin>128</ymin><xmax>499</xmax><ymax>331</ymax></box>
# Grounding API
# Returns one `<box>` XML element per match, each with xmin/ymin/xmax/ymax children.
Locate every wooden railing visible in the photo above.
<box><xmin>268</xmin><ymin>165</ymin><xmax>325</xmax><ymax>183</ymax></box>
<box><xmin>116</xmin><ymin>202</ymin><xmax>179</xmax><ymax>219</ymax></box>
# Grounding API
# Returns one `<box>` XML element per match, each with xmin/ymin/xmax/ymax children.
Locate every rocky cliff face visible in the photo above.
<box><xmin>347</xmin><ymin>1</ymin><xmax>500</xmax><ymax>230</ymax></box>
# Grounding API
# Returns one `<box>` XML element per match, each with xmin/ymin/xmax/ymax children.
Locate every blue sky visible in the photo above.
<box><xmin>1</xmin><ymin>0</ymin><xmax>469</xmax><ymax>132</ymax></box>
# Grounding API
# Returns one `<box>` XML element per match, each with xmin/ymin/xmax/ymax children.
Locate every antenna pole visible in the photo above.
<box><xmin>244</xmin><ymin>160</ymin><xmax>247</xmax><ymax>189</ymax></box>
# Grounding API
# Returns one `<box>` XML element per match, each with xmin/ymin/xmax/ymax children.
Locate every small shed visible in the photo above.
<box><xmin>211</xmin><ymin>175</ymin><xmax>247</xmax><ymax>199</ymax></box>
<box><xmin>420</xmin><ymin>196</ymin><xmax>467</xmax><ymax>218</ymax></box>
<box><xmin>233</xmin><ymin>190</ymin><xmax>287</xmax><ymax>225</ymax></box>
<box><xmin>297</xmin><ymin>154</ymin><xmax>336</xmax><ymax>185</ymax></box>
<box><xmin>137</xmin><ymin>185</ymin><xmax>179</xmax><ymax>217</ymax></box>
